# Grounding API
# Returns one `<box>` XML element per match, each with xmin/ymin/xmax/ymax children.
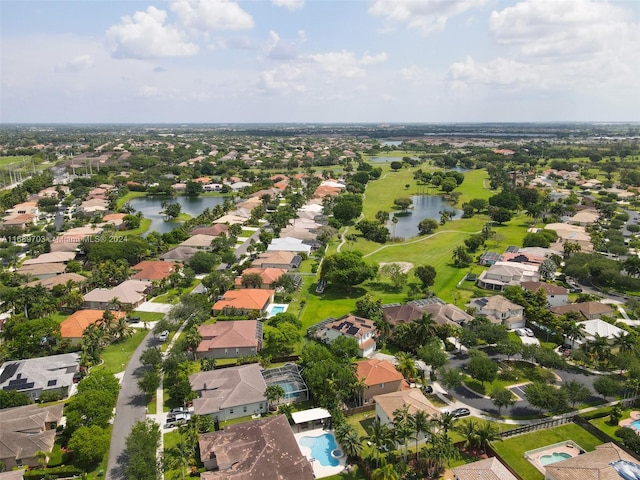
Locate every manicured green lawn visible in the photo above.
<box><xmin>590</xmin><ymin>409</ymin><xmax>631</xmax><ymax>438</ymax></box>
<box><xmin>116</xmin><ymin>191</ymin><xmax>147</xmax><ymax>209</ymax></box>
<box><xmin>117</xmin><ymin>218</ymin><xmax>151</xmax><ymax>236</ymax></box>
<box><xmin>133</xmin><ymin>311</ymin><xmax>166</xmax><ymax>323</ymax></box>
<box><xmin>93</xmin><ymin>329</ymin><xmax>148</xmax><ymax>374</ymax></box>
<box><xmin>491</xmin><ymin>423</ymin><xmax>604</xmax><ymax>480</ymax></box>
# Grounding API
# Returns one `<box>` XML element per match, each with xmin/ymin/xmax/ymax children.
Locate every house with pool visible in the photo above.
<box><xmin>189</xmin><ymin>363</ymin><xmax>268</xmax><ymax>422</ymax></box>
<box><xmin>198</xmin><ymin>415</ymin><xmax>314</xmax><ymax>480</ymax></box>
<box><xmin>544</xmin><ymin>442</ymin><xmax>638</xmax><ymax>480</ymax></box>
<box><xmin>308</xmin><ymin>314</ymin><xmax>377</xmax><ymax>358</ymax></box>
<box><xmin>374</xmin><ymin>389</ymin><xmax>440</xmax><ymax>435</ymax></box>
<box><xmin>211</xmin><ymin>289</ymin><xmax>274</xmax><ymax>317</ymax></box>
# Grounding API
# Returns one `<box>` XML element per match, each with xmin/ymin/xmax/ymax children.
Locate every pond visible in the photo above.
<box><xmin>368</xmin><ymin>156</ymin><xmax>411</xmax><ymax>163</ymax></box>
<box><xmin>388</xmin><ymin>195</ymin><xmax>462</xmax><ymax>240</ymax></box>
<box><xmin>128</xmin><ymin>195</ymin><xmax>228</xmax><ymax>234</ymax></box>
<box><xmin>380</xmin><ymin>140</ymin><xmax>403</xmax><ymax>147</ymax></box>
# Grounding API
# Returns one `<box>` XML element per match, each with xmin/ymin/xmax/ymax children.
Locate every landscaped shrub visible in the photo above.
<box><xmin>24</xmin><ymin>466</ymin><xmax>84</xmax><ymax>480</ymax></box>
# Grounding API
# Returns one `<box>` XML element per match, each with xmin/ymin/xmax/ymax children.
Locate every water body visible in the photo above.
<box><xmin>368</xmin><ymin>156</ymin><xmax>405</xmax><ymax>163</ymax></box>
<box><xmin>388</xmin><ymin>195</ymin><xmax>462</xmax><ymax>239</ymax></box>
<box><xmin>380</xmin><ymin>140</ymin><xmax>403</xmax><ymax>147</ymax></box>
<box><xmin>128</xmin><ymin>195</ymin><xmax>227</xmax><ymax>234</ymax></box>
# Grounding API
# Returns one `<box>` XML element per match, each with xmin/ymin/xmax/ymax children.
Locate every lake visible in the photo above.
<box><xmin>128</xmin><ymin>195</ymin><xmax>228</xmax><ymax>234</ymax></box>
<box><xmin>380</xmin><ymin>140</ymin><xmax>403</xmax><ymax>147</ymax></box>
<box><xmin>388</xmin><ymin>195</ymin><xmax>462</xmax><ymax>239</ymax></box>
<box><xmin>368</xmin><ymin>156</ymin><xmax>409</xmax><ymax>163</ymax></box>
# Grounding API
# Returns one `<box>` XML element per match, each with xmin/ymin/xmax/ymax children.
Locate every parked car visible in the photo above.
<box><xmin>451</xmin><ymin>408</ymin><xmax>470</xmax><ymax>418</ymax></box>
<box><xmin>523</xmin><ymin>328</ymin><xmax>534</xmax><ymax>337</ymax></box>
<box><xmin>559</xmin><ymin>344</ymin><xmax>572</xmax><ymax>355</ymax></box>
<box><xmin>423</xmin><ymin>385</ymin><xmax>433</xmax><ymax>394</ymax></box>
<box><xmin>170</xmin><ymin>407</ymin><xmax>190</xmax><ymax>415</ymax></box>
<box><xmin>158</xmin><ymin>330</ymin><xmax>169</xmax><ymax>342</ymax></box>
<box><xmin>515</xmin><ymin>328</ymin><xmax>525</xmax><ymax>336</ymax></box>
<box><xmin>127</xmin><ymin>316</ymin><xmax>140</xmax><ymax>323</ymax></box>
<box><xmin>166</xmin><ymin>412</ymin><xmax>191</xmax><ymax>428</ymax></box>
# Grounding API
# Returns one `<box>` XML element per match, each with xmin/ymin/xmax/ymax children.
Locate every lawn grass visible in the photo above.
<box><xmin>117</xmin><ymin>218</ymin><xmax>151</xmax><ymax>237</ymax></box>
<box><xmin>133</xmin><ymin>311</ymin><xmax>166</xmax><ymax>323</ymax></box>
<box><xmin>590</xmin><ymin>408</ymin><xmax>631</xmax><ymax>438</ymax></box>
<box><xmin>116</xmin><ymin>191</ymin><xmax>147</xmax><ymax>210</ymax></box>
<box><xmin>93</xmin><ymin>329</ymin><xmax>148</xmax><ymax>374</ymax></box>
<box><xmin>491</xmin><ymin>423</ymin><xmax>604</xmax><ymax>480</ymax></box>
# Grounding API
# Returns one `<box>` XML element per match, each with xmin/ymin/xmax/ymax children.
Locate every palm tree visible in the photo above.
<box><xmin>474</xmin><ymin>422</ymin><xmax>502</xmax><ymax>454</ymax></box>
<box><xmin>334</xmin><ymin>423</ymin><xmax>362</xmax><ymax>460</ymax></box>
<box><xmin>108</xmin><ymin>296</ymin><xmax>123</xmax><ymax>311</ymax></box>
<box><xmin>456</xmin><ymin>418</ymin><xmax>478</xmax><ymax>450</ymax></box>
<box><xmin>35</xmin><ymin>450</ymin><xmax>48</xmax><ymax>469</ymax></box>
<box><xmin>614</xmin><ymin>331</ymin><xmax>637</xmax><ymax>355</ymax></box>
<box><xmin>410</xmin><ymin>411</ymin><xmax>432</xmax><ymax>461</ymax></box>
<box><xmin>392</xmin><ymin>405</ymin><xmax>413</xmax><ymax>461</ymax></box>
<box><xmin>163</xmin><ymin>440</ymin><xmax>192</xmax><ymax>480</ymax></box>
<box><xmin>112</xmin><ymin>317</ymin><xmax>133</xmax><ymax>342</ymax></box>
<box><xmin>435</xmin><ymin>412</ymin><xmax>457</xmax><ymax>435</ymax></box>
<box><xmin>374</xmin><ymin>317</ymin><xmax>392</xmax><ymax>349</ymax></box>
<box><xmin>375</xmin><ymin>210</ymin><xmax>390</xmax><ymax>225</ymax></box>
<box><xmin>364</xmin><ymin>419</ymin><xmax>394</xmax><ymax>467</ymax></box>
<box><xmin>563</xmin><ymin>241</ymin><xmax>582</xmax><ymax>257</ymax></box>
<box><xmin>371</xmin><ymin>463</ymin><xmax>400</xmax><ymax>480</ymax></box>
<box><xmin>624</xmin><ymin>256</ymin><xmax>640</xmax><ymax>277</ymax></box>
<box><xmin>394</xmin><ymin>352</ymin><xmax>418</xmax><ymax>381</ymax></box>
<box><xmin>265</xmin><ymin>384</ymin><xmax>285</xmax><ymax>408</ymax></box>
<box><xmin>564</xmin><ymin>321</ymin><xmax>586</xmax><ymax>347</ymax></box>
<box><xmin>351</xmin><ymin>378</ymin><xmax>368</xmax><ymax>407</ymax></box>
<box><xmin>100</xmin><ymin>309</ymin><xmax>117</xmax><ymax>337</ymax></box>
<box><xmin>588</xmin><ymin>333</ymin><xmax>611</xmax><ymax>366</ymax></box>
<box><xmin>414</xmin><ymin>312</ymin><xmax>437</xmax><ymax>347</ymax></box>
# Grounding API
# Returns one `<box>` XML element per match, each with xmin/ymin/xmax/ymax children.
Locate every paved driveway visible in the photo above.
<box><xmin>135</xmin><ymin>301</ymin><xmax>173</xmax><ymax>314</ymax></box>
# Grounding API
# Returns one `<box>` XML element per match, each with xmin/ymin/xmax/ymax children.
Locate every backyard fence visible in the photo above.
<box><xmin>344</xmin><ymin>404</ymin><xmax>376</xmax><ymax>417</ymax></box>
<box><xmin>500</xmin><ymin>415</ymin><xmax>573</xmax><ymax>438</ymax></box>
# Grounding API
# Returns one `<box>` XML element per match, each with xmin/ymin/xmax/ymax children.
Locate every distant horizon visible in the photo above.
<box><xmin>2</xmin><ymin>121</ymin><xmax>640</xmax><ymax>126</ymax></box>
<box><xmin>2</xmin><ymin>0</ymin><xmax>639</xmax><ymax>123</ymax></box>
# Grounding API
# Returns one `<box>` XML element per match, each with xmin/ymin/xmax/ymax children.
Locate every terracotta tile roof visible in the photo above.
<box><xmin>190</xmin><ymin>224</ymin><xmax>230</xmax><ymax>237</ymax></box>
<box><xmin>26</xmin><ymin>272</ymin><xmax>87</xmax><ymax>289</ymax></box>
<box><xmin>374</xmin><ymin>389</ymin><xmax>440</xmax><ymax>420</ymax></box>
<box><xmin>60</xmin><ymin>309</ymin><xmax>126</xmax><ymax>338</ymax></box>
<box><xmin>212</xmin><ymin>289</ymin><xmax>274</xmax><ymax>313</ymax></box>
<box><xmin>131</xmin><ymin>260</ymin><xmax>177</xmax><ymax>281</ymax></box>
<box><xmin>197</xmin><ymin>321</ymin><xmax>260</xmax><ymax>352</ymax></box>
<box><xmin>234</xmin><ymin>268</ymin><xmax>287</xmax><ymax>287</ymax></box>
<box><xmin>356</xmin><ymin>359</ymin><xmax>403</xmax><ymax>387</ymax></box>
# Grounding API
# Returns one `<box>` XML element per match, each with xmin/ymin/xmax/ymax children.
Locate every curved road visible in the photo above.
<box><xmin>106</xmin><ymin>330</ymin><xmax>159</xmax><ymax>480</ymax></box>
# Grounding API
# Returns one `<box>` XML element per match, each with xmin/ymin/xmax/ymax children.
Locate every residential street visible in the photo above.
<box><xmin>106</xmin><ymin>330</ymin><xmax>159</xmax><ymax>480</ymax></box>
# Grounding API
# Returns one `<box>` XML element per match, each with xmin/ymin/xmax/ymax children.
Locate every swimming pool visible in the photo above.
<box><xmin>299</xmin><ymin>433</ymin><xmax>340</xmax><ymax>467</ymax></box>
<box><xmin>631</xmin><ymin>419</ymin><xmax>640</xmax><ymax>430</ymax></box>
<box><xmin>265</xmin><ymin>303</ymin><xmax>288</xmax><ymax>318</ymax></box>
<box><xmin>539</xmin><ymin>452</ymin><xmax>572</xmax><ymax>466</ymax></box>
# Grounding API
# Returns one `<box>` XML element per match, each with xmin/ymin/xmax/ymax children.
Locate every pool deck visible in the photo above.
<box><xmin>526</xmin><ymin>443</ymin><xmax>580</xmax><ymax>473</ymax></box>
<box><xmin>619</xmin><ymin>411</ymin><xmax>640</xmax><ymax>431</ymax></box>
<box><xmin>266</xmin><ymin>303</ymin><xmax>289</xmax><ymax>318</ymax></box>
<box><xmin>294</xmin><ymin>428</ymin><xmax>347</xmax><ymax>479</ymax></box>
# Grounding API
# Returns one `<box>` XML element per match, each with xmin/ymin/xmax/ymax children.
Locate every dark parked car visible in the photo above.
<box><xmin>423</xmin><ymin>385</ymin><xmax>433</xmax><ymax>394</ymax></box>
<box><xmin>451</xmin><ymin>408</ymin><xmax>471</xmax><ymax>418</ymax></box>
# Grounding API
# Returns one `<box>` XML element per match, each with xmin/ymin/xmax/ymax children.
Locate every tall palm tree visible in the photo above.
<box><xmin>351</xmin><ymin>378</ymin><xmax>368</xmax><ymax>407</ymax></box>
<box><xmin>564</xmin><ymin>321</ymin><xmax>586</xmax><ymax>347</ymax></box>
<box><xmin>410</xmin><ymin>411</ymin><xmax>432</xmax><ymax>461</ymax></box>
<box><xmin>624</xmin><ymin>256</ymin><xmax>640</xmax><ymax>277</ymax></box>
<box><xmin>435</xmin><ymin>412</ymin><xmax>457</xmax><ymax>435</ymax></box>
<box><xmin>364</xmin><ymin>419</ymin><xmax>394</xmax><ymax>467</ymax></box>
<box><xmin>588</xmin><ymin>333</ymin><xmax>611</xmax><ymax>366</ymax></box>
<box><xmin>614</xmin><ymin>331</ymin><xmax>637</xmax><ymax>355</ymax></box>
<box><xmin>113</xmin><ymin>317</ymin><xmax>133</xmax><ymax>342</ymax></box>
<box><xmin>414</xmin><ymin>312</ymin><xmax>437</xmax><ymax>347</ymax></box>
<box><xmin>335</xmin><ymin>423</ymin><xmax>363</xmax><ymax>460</ymax></box>
<box><xmin>392</xmin><ymin>405</ymin><xmax>413</xmax><ymax>461</ymax></box>
<box><xmin>374</xmin><ymin>317</ymin><xmax>392</xmax><ymax>349</ymax></box>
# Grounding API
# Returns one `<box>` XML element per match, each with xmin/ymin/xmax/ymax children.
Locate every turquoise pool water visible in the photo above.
<box><xmin>270</xmin><ymin>305</ymin><xmax>286</xmax><ymax>314</ymax></box>
<box><xmin>631</xmin><ymin>419</ymin><xmax>640</xmax><ymax>430</ymax></box>
<box><xmin>540</xmin><ymin>452</ymin><xmax>572</xmax><ymax>466</ymax></box>
<box><xmin>299</xmin><ymin>433</ymin><xmax>340</xmax><ymax>467</ymax></box>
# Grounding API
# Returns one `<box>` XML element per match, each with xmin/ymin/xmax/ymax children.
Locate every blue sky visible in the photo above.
<box><xmin>2</xmin><ymin>0</ymin><xmax>639</xmax><ymax>123</ymax></box>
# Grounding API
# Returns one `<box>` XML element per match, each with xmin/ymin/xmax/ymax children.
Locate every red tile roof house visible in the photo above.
<box><xmin>212</xmin><ymin>289</ymin><xmax>275</xmax><ymax>317</ymax></box>
<box><xmin>356</xmin><ymin>359</ymin><xmax>405</xmax><ymax>405</ymax></box>
<box><xmin>234</xmin><ymin>268</ymin><xmax>288</xmax><ymax>289</ymax></box>
<box><xmin>195</xmin><ymin>320</ymin><xmax>263</xmax><ymax>359</ymax></box>
<box><xmin>521</xmin><ymin>281</ymin><xmax>569</xmax><ymax>307</ymax></box>
<box><xmin>189</xmin><ymin>224</ymin><xmax>230</xmax><ymax>237</ymax></box>
<box><xmin>60</xmin><ymin>309</ymin><xmax>126</xmax><ymax>345</ymax></box>
<box><xmin>131</xmin><ymin>260</ymin><xmax>178</xmax><ymax>282</ymax></box>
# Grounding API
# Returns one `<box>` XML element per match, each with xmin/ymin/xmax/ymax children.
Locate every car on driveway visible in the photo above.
<box><xmin>451</xmin><ymin>408</ymin><xmax>470</xmax><ymax>418</ymax></box>
<box><xmin>423</xmin><ymin>385</ymin><xmax>433</xmax><ymax>394</ymax></box>
<box><xmin>523</xmin><ymin>328</ymin><xmax>534</xmax><ymax>337</ymax></box>
<box><xmin>158</xmin><ymin>330</ymin><xmax>169</xmax><ymax>342</ymax></box>
<box><xmin>166</xmin><ymin>412</ymin><xmax>191</xmax><ymax>428</ymax></box>
<box><xmin>515</xmin><ymin>328</ymin><xmax>525</xmax><ymax>336</ymax></box>
<box><xmin>170</xmin><ymin>407</ymin><xmax>190</xmax><ymax>415</ymax></box>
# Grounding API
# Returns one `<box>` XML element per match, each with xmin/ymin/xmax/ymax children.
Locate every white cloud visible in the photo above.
<box><xmin>447</xmin><ymin>0</ymin><xmax>640</xmax><ymax>95</ymax></box>
<box><xmin>272</xmin><ymin>0</ymin><xmax>304</xmax><ymax>11</ymax></box>
<box><xmin>105</xmin><ymin>6</ymin><xmax>198</xmax><ymax>59</ymax></box>
<box><xmin>55</xmin><ymin>54</ymin><xmax>95</xmax><ymax>72</ymax></box>
<box><xmin>489</xmin><ymin>0</ymin><xmax>634</xmax><ymax>59</ymax></box>
<box><xmin>305</xmin><ymin>50</ymin><xmax>387</xmax><ymax>78</ymax></box>
<box><xmin>369</xmin><ymin>0</ymin><xmax>487</xmax><ymax>33</ymax></box>
<box><xmin>266</xmin><ymin>30</ymin><xmax>298</xmax><ymax>60</ymax></box>
<box><xmin>171</xmin><ymin>0</ymin><xmax>254</xmax><ymax>31</ymax></box>
<box><xmin>138</xmin><ymin>85</ymin><xmax>165</xmax><ymax>97</ymax></box>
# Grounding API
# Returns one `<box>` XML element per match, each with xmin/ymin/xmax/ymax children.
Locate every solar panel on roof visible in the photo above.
<box><xmin>0</xmin><ymin>363</ymin><xmax>19</xmax><ymax>383</ymax></box>
<box><xmin>346</xmin><ymin>326</ymin><xmax>359</xmax><ymax>335</ymax></box>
